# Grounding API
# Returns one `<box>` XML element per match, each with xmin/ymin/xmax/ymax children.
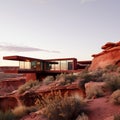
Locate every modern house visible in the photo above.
<box><xmin>3</xmin><ymin>55</ymin><xmax>91</xmax><ymax>80</ymax></box>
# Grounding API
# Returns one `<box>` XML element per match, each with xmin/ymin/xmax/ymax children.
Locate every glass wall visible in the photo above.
<box><xmin>19</xmin><ymin>61</ymin><xmax>25</xmax><ymax>69</ymax></box>
<box><xmin>49</xmin><ymin>60</ymin><xmax>74</xmax><ymax>71</ymax></box>
<box><xmin>19</xmin><ymin>61</ymin><xmax>31</xmax><ymax>69</ymax></box>
<box><xmin>31</xmin><ymin>61</ymin><xmax>41</xmax><ymax>70</ymax></box>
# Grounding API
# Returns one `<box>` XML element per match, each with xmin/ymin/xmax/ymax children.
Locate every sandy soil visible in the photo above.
<box><xmin>88</xmin><ymin>96</ymin><xmax>120</xmax><ymax>120</ymax></box>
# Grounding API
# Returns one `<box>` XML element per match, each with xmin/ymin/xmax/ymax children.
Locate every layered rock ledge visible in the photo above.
<box><xmin>89</xmin><ymin>41</ymin><xmax>120</xmax><ymax>70</ymax></box>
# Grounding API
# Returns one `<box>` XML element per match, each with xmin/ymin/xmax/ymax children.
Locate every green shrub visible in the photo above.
<box><xmin>44</xmin><ymin>95</ymin><xmax>88</xmax><ymax>120</ymax></box>
<box><xmin>104</xmin><ymin>74</ymin><xmax>120</xmax><ymax>92</ymax></box>
<box><xmin>0</xmin><ymin>110</ymin><xmax>15</xmax><ymax>120</ymax></box>
<box><xmin>110</xmin><ymin>89</ymin><xmax>120</xmax><ymax>104</ymax></box>
<box><xmin>114</xmin><ymin>114</ymin><xmax>120</xmax><ymax>120</ymax></box>
<box><xmin>43</xmin><ymin>76</ymin><xmax>55</xmax><ymax>85</ymax></box>
<box><xmin>18</xmin><ymin>80</ymin><xmax>40</xmax><ymax>94</ymax></box>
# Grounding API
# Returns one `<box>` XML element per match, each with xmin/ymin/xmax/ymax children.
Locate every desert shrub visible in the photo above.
<box><xmin>78</xmin><ymin>69</ymin><xmax>104</xmax><ymax>90</ymax></box>
<box><xmin>12</xmin><ymin>105</ymin><xmax>28</xmax><ymax>118</ymax></box>
<box><xmin>36</xmin><ymin>90</ymin><xmax>63</xmax><ymax>109</ymax></box>
<box><xmin>76</xmin><ymin>113</ymin><xmax>89</xmax><ymax>120</ymax></box>
<box><xmin>0</xmin><ymin>110</ymin><xmax>15</xmax><ymax>120</ymax></box>
<box><xmin>44</xmin><ymin>94</ymin><xmax>88</xmax><ymax>120</ymax></box>
<box><xmin>105</xmin><ymin>64</ymin><xmax>118</xmax><ymax>72</ymax></box>
<box><xmin>110</xmin><ymin>89</ymin><xmax>120</xmax><ymax>104</ymax></box>
<box><xmin>85</xmin><ymin>83</ymin><xmax>105</xmax><ymax>99</ymax></box>
<box><xmin>43</xmin><ymin>76</ymin><xmax>55</xmax><ymax>85</ymax></box>
<box><xmin>12</xmin><ymin>105</ymin><xmax>37</xmax><ymax>119</ymax></box>
<box><xmin>56</xmin><ymin>73</ymin><xmax>78</xmax><ymax>85</ymax></box>
<box><xmin>18</xmin><ymin>80</ymin><xmax>40</xmax><ymax>94</ymax></box>
<box><xmin>103</xmin><ymin>74</ymin><xmax>120</xmax><ymax>92</ymax></box>
<box><xmin>19</xmin><ymin>91</ymin><xmax>43</xmax><ymax>106</ymax></box>
<box><xmin>114</xmin><ymin>114</ymin><xmax>120</xmax><ymax>120</ymax></box>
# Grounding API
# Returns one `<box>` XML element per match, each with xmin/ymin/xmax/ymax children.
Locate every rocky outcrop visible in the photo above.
<box><xmin>89</xmin><ymin>41</ymin><xmax>120</xmax><ymax>70</ymax></box>
<box><xmin>0</xmin><ymin>96</ymin><xmax>18</xmax><ymax>112</ymax></box>
<box><xmin>85</xmin><ymin>82</ymin><xmax>106</xmax><ymax>98</ymax></box>
<box><xmin>0</xmin><ymin>77</ymin><xmax>26</xmax><ymax>96</ymax></box>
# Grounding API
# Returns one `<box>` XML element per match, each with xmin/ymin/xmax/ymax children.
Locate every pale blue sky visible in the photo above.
<box><xmin>0</xmin><ymin>0</ymin><xmax>120</xmax><ymax>66</ymax></box>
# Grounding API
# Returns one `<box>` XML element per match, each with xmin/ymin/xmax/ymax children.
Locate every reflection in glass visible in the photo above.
<box><xmin>25</xmin><ymin>61</ymin><xmax>31</xmax><ymax>69</ymax></box>
<box><xmin>19</xmin><ymin>61</ymin><xmax>24</xmax><ymax>69</ymax></box>
<box><xmin>61</xmin><ymin>61</ymin><xmax>67</xmax><ymax>70</ymax></box>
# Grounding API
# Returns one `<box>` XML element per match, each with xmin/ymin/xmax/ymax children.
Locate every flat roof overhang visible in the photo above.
<box><xmin>3</xmin><ymin>55</ymin><xmax>44</xmax><ymax>62</ymax></box>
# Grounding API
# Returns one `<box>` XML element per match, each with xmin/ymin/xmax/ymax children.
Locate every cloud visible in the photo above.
<box><xmin>80</xmin><ymin>0</ymin><xmax>96</xmax><ymax>4</ymax></box>
<box><xmin>0</xmin><ymin>43</ymin><xmax>60</xmax><ymax>53</ymax></box>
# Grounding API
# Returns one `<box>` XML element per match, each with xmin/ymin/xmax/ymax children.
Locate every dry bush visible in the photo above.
<box><xmin>43</xmin><ymin>76</ymin><xmax>55</xmax><ymax>85</ymax></box>
<box><xmin>56</xmin><ymin>73</ymin><xmax>78</xmax><ymax>85</ymax></box>
<box><xmin>12</xmin><ymin>105</ymin><xmax>37</xmax><ymax>119</ymax></box>
<box><xmin>110</xmin><ymin>89</ymin><xmax>120</xmax><ymax>104</ymax></box>
<box><xmin>12</xmin><ymin>105</ymin><xmax>28</xmax><ymax>118</ymax></box>
<box><xmin>78</xmin><ymin>69</ymin><xmax>104</xmax><ymax>90</ymax></box>
<box><xmin>76</xmin><ymin>113</ymin><xmax>89</xmax><ymax>120</ymax></box>
<box><xmin>103</xmin><ymin>74</ymin><xmax>120</xmax><ymax>92</ymax></box>
<box><xmin>105</xmin><ymin>64</ymin><xmax>118</xmax><ymax>72</ymax></box>
<box><xmin>36</xmin><ymin>90</ymin><xmax>63</xmax><ymax>109</ymax></box>
<box><xmin>18</xmin><ymin>80</ymin><xmax>40</xmax><ymax>94</ymax></box>
<box><xmin>43</xmin><ymin>91</ymin><xmax>88</xmax><ymax>120</ymax></box>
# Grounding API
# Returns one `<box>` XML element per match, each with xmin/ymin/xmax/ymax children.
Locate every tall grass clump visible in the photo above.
<box><xmin>0</xmin><ymin>110</ymin><xmax>15</xmax><ymax>120</ymax></box>
<box><xmin>43</xmin><ymin>92</ymin><xmax>88</xmax><ymax>120</ymax></box>
<box><xmin>18</xmin><ymin>80</ymin><xmax>40</xmax><ymax>94</ymax></box>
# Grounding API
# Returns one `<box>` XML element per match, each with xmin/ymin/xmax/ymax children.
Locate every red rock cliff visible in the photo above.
<box><xmin>89</xmin><ymin>41</ymin><xmax>120</xmax><ymax>70</ymax></box>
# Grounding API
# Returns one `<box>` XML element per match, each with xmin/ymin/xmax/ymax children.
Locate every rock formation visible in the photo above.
<box><xmin>0</xmin><ymin>77</ymin><xmax>26</xmax><ymax>96</ymax></box>
<box><xmin>89</xmin><ymin>41</ymin><xmax>120</xmax><ymax>70</ymax></box>
<box><xmin>0</xmin><ymin>96</ymin><xmax>18</xmax><ymax>112</ymax></box>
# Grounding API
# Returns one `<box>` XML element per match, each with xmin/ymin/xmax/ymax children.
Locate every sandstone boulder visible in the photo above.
<box><xmin>85</xmin><ymin>82</ymin><xmax>105</xmax><ymax>98</ymax></box>
<box><xmin>89</xmin><ymin>41</ymin><xmax>120</xmax><ymax>70</ymax></box>
<box><xmin>0</xmin><ymin>77</ymin><xmax>26</xmax><ymax>96</ymax></box>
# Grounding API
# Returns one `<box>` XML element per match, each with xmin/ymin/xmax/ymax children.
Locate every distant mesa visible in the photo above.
<box><xmin>89</xmin><ymin>41</ymin><xmax>120</xmax><ymax>70</ymax></box>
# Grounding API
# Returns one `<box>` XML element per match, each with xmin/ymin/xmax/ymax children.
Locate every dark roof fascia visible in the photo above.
<box><xmin>3</xmin><ymin>55</ymin><xmax>44</xmax><ymax>62</ymax></box>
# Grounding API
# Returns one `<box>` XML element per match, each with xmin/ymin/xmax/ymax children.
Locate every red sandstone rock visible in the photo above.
<box><xmin>85</xmin><ymin>82</ymin><xmax>106</xmax><ymax>98</ymax></box>
<box><xmin>89</xmin><ymin>41</ymin><xmax>120</xmax><ymax>70</ymax></box>
<box><xmin>0</xmin><ymin>77</ymin><xmax>26</xmax><ymax>96</ymax></box>
<box><xmin>0</xmin><ymin>96</ymin><xmax>18</xmax><ymax>112</ymax></box>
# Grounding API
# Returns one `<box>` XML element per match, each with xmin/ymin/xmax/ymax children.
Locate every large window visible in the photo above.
<box><xmin>48</xmin><ymin>60</ymin><xmax>74</xmax><ymax>71</ymax></box>
<box><xmin>19</xmin><ymin>61</ymin><xmax>31</xmax><ymax>69</ymax></box>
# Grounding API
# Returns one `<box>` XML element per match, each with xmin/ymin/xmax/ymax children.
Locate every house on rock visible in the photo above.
<box><xmin>3</xmin><ymin>55</ymin><xmax>91</xmax><ymax>81</ymax></box>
